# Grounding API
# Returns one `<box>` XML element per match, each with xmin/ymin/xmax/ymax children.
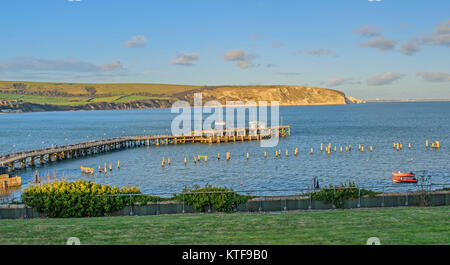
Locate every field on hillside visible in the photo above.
<box><xmin>0</xmin><ymin>81</ymin><xmax>199</xmax><ymax>105</ymax></box>
<box><xmin>0</xmin><ymin>206</ymin><xmax>448</xmax><ymax>245</ymax></box>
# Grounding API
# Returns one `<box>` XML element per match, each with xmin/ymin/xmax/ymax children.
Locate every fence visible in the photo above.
<box><xmin>0</xmin><ymin>183</ymin><xmax>449</xmax><ymax>219</ymax></box>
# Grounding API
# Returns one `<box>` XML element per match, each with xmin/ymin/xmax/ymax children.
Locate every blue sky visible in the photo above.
<box><xmin>0</xmin><ymin>0</ymin><xmax>449</xmax><ymax>100</ymax></box>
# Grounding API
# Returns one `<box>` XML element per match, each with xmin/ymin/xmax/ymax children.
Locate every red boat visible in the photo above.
<box><xmin>392</xmin><ymin>172</ymin><xmax>415</xmax><ymax>177</ymax></box>
<box><xmin>392</xmin><ymin>172</ymin><xmax>418</xmax><ymax>183</ymax></box>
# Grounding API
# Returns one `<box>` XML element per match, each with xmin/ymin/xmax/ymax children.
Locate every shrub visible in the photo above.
<box><xmin>174</xmin><ymin>184</ymin><xmax>251</xmax><ymax>213</ymax></box>
<box><xmin>21</xmin><ymin>180</ymin><xmax>160</xmax><ymax>218</ymax></box>
<box><xmin>310</xmin><ymin>181</ymin><xmax>377</xmax><ymax>208</ymax></box>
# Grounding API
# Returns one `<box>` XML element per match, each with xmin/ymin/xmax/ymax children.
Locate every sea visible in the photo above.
<box><xmin>1</xmin><ymin>102</ymin><xmax>449</xmax><ymax>198</ymax></box>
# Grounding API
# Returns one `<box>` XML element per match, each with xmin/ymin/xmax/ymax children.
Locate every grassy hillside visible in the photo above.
<box><xmin>0</xmin><ymin>206</ymin><xmax>448</xmax><ymax>244</ymax></box>
<box><xmin>0</xmin><ymin>81</ymin><xmax>355</xmax><ymax>110</ymax></box>
<box><xmin>0</xmin><ymin>81</ymin><xmax>199</xmax><ymax>105</ymax></box>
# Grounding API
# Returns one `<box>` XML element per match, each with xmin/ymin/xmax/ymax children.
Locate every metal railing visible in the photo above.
<box><xmin>0</xmin><ymin>126</ymin><xmax>288</xmax><ymax>164</ymax></box>
<box><xmin>2</xmin><ymin>183</ymin><xmax>449</xmax><ymax>214</ymax></box>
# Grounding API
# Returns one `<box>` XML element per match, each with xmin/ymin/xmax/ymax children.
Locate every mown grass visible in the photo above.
<box><xmin>0</xmin><ymin>93</ymin><xmax>170</xmax><ymax>106</ymax></box>
<box><xmin>0</xmin><ymin>81</ymin><xmax>200</xmax><ymax>97</ymax></box>
<box><xmin>0</xmin><ymin>81</ymin><xmax>199</xmax><ymax>105</ymax></box>
<box><xmin>0</xmin><ymin>206</ymin><xmax>448</xmax><ymax>245</ymax></box>
<box><xmin>0</xmin><ymin>93</ymin><xmax>91</xmax><ymax>105</ymax></box>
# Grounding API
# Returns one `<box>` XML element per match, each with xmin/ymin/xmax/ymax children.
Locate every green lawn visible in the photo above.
<box><xmin>0</xmin><ymin>93</ymin><xmax>170</xmax><ymax>106</ymax></box>
<box><xmin>0</xmin><ymin>206</ymin><xmax>448</xmax><ymax>245</ymax></box>
<box><xmin>0</xmin><ymin>80</ymin><xmax>200</xmax><ymax>106</ymax></box>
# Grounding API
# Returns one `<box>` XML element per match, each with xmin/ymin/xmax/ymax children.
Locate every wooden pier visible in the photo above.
<box><xmin>0</xmin><ymin>126</ymin><xmax>290</xmax><ymax>171</ymax></box>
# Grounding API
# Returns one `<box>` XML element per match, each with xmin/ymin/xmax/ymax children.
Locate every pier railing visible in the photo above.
<box><xmin>0</xmin><ymin>125</ymin><xmax>290</xmax><ymax>170</ymax></box>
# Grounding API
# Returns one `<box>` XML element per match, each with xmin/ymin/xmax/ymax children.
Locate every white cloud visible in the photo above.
<box><xmin>0</xmin><ymin>57</ymin><xmax>100</xmax><ymax>72</ymax></box>
<box><xmin>123</xmin><ymin>35</ymin><xmax>147</xmax><ymax>48</ymax></box>
<box><xmin>419</xmin><ymin>19</ymin><xmax>450</xmax><ymax>47</ymax></box>
<box><xmin>367</xmin><ymin>72</ymin><xmax>405</xmax><ymax>86</ymax></box>
<box><xmin>328</xmin><ymin>77</ymin><xmax>347</xmax><ymax>87</ymax></box>
<box><xmin>308</xmin><ymin>48</ymin><xmax>333</xmax><ymax>56</ymax></box>
<box><xmin>224</xmin><ymin>49</ymin><xmax>256</xmax><ymax>61</ymax></box>
<box><xmin>399</xmin><ymin>42</ymin><xmax>421</xmax><ymax>56</ymax></box>
<box><xmin>327</xmin><ymin>77</ymin><xmax>359</xmax><ymax>87</ymax></box>
<box><xmin>272</xmin><ymin>41</ymin><xmax>283</xmax><ymax>48</ymax></box>
<box><xmin>250</xmin><ymin>34</ymin><xmax>261</xmax><ymax>40</ymax></box>
<box><xmin>223</xmin><ymin>49</ymin><xmax>256</xmax><ymax>70</ymax></box>
<box><xmin>417</xmin><ymin>71</ymin><xmax>450</xmax><ymax>82</ymax></box>
<box><xmin>101</xmin><ymin>60</ymin><xmax>124</xmax><ymax>71</ymax></box>
<box><xmin>0</xmin><ymin>57</ymin><xmax>127</xmax><ymax>77</ymax></box>
<box><xmin>276</xmin><ymin>72</ymin><xmax>302</xmax><ymax>76</ymax></box>
<box><xmin>236</xmin><ymin>61</ymin><xmax>252</xmax><ymax>69</ymax></box>
<box><xmin>354</xmin><ymin>25</ymin><xmax>383</xmax><ymax>37</ymax></box>
<box><xmin>360</xmin><ymin>37</ymin><xmax>397</xmax><ymax>51</ymax></box>
<box><xmin>169</xmin><ymin>53</ymin><xmax>198</xmax><ymax>66</ymax></box>
<box><xmin>434</xmin><ymin>19</ymin><xmax>450</xmax><ymax>35</ymax></box>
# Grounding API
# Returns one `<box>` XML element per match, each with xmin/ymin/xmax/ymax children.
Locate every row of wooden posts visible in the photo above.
<box><xmin>81</xmin><ymin>140</ymin><xmax>442</xmax><ymax>170</ymax></box>
<box><xmin>160</xmin><ymin>143</ymin><xmax>374</xmax><ymax>167</ymax></box>
<box><xmin>425</xmin><ymin>140</ymin><xmax>440</xmax><ymax>149</ymax></box>
<box><xmin>80</xmin><ymin>161</ymin><xmax>121</xmax><ymax>175</ymax></box>
<box><xmin>312</xmin><ymin>143</ymin><xmax>371</xmax><ymax>155</ymax></box>
<box><xmin>393</xmin><ymin>140</ymin><xmax>440</xmax><ymax>151</ymax></box>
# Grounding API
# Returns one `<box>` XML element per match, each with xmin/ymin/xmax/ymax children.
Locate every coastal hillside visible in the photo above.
<box><xmin>0</xmin><ymin>81</ymin><xmax>364</xmax><ymax>112</ymax></box>
<box><xmin>174</xmin><ymin>85</ymin><xmax>353</xmax><ymax>106</ymax></box>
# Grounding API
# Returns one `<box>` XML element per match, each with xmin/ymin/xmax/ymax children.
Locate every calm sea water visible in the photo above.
<box><xmin>1</xmin><ymin>102</ymin><xmax>449</xmax><ymax>198</ymax></box>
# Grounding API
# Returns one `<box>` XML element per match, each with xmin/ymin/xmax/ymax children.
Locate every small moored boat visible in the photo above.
<box><xmin>392</xmin><ymin>171</ymin><xmax>418</xmax><ymax>183</ymax></box>
<box><xmin>0</xmin><ymin>166</ymin><xmax>21</xmax><ymax>189</ymax></box>
<box><xmin>392</xmin><ymin>172</ymin><xmax>415</xmax><ymax>177</ymax></box>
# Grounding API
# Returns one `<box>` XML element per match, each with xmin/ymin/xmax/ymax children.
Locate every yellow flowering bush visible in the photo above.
<box><xmin>22</xmin><ymin>180</ymin><xmax>159</xmax><ymax>218</ymax></box>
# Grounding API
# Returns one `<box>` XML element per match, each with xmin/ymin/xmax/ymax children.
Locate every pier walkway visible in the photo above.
<box><xmin>0</xmin><ymin>126</ymin><xmax>290</xmax><ymax>171</ymax></box>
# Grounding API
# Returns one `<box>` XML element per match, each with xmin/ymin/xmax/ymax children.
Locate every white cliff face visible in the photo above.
<box><xmin>345</xmin><ymin>96</ymin><xmax>367</xmax><ymax>104</ymax></box>
<box><xmin>179</xmin><ymin>86</ymin><xmax>354</xmax><ymax>106</ymax></box>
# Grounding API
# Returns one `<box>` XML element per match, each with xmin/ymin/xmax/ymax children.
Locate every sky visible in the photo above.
<box><xmin>0</xmin><ymin>0</ymin><xmax>449</xmax><ymax>100</ymax></box>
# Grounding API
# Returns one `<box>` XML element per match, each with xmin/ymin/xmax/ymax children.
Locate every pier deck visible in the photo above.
<box><xmin>0</xmin><ymin>126</ymin><xmax>290</xmax><ymax>171</ymax></box>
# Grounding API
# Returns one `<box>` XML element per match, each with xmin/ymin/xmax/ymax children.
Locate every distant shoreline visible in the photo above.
<box><xmin>1</xmin><ymin>100</ymin><xmax>450</xmax><ymax>115</ymax></box>
<box><xmin>366</xmin><ymin>99</ymin><xmax>450</xmax><ymax>103</ymax></box>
